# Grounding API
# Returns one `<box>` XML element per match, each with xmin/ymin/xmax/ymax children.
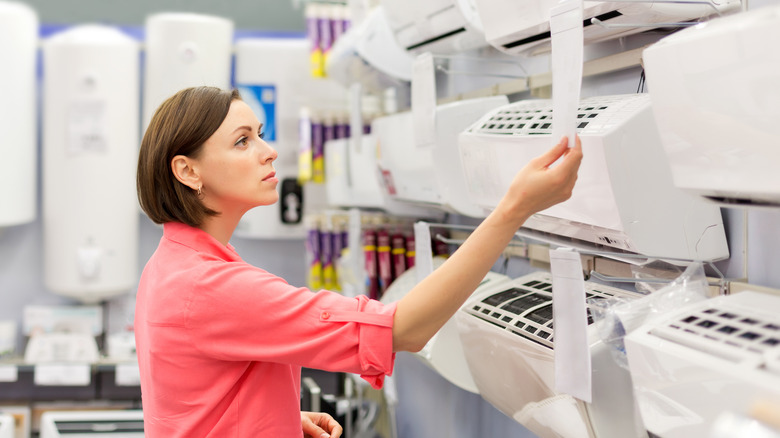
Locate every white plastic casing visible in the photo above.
<box><xmin>381</xmin><ymin>0</ymin><xmax>487</xmax><ymax>54</ymax></box>
<box><xmin>0</xmin><ymin>2</ymin><xmax>37</xmax><ymax>227</ymax></box>
<box><xmin>42</xmin><ymin>25</ymin><xmax>140</xmax><ymax>302</ymax></box>
<box><xmin>625</xmin><ymin>291</ymin><xmax>780</xmax><ymax>438</ymax></box>
<box><xmin>142</xmin><ymin>13</ymin><xmax>233</xmax><ymax>132</ymax></box>
<box><xmin>458</xmin><ymin>94</ymin><xmax>729</xmax><ymax>261</ymax></box>
<box><xmin>374</xmin><ymin>96</ymin><xmax>508</xmax><ymax>214</ymax></box>
<box><xmin>473</xmin><ymin>0</ymin><xmax>740</xmax><ymax>56</ymax></box>
<box><xmin>643</xmin><ymin>4</ymin><xmax>780</xmax><ymax>207</ymax></box>
<box><xmin>326</xmin><ymin>5</ymin><xmax>414</xmax><ymax>92</ymax></box>
<box><xmin>40</xmin><ymin>410</ymin><xmax>144</xmax><ymax>438</ymax></box>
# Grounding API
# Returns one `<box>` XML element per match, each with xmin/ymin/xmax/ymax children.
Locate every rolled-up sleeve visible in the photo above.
<box><xmin>185</xmin><ymin>260</ymin><xmax>397</xmax><ymax>388</ymax></box>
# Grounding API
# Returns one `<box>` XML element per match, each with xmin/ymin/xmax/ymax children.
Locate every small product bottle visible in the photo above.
<box><xmin>377</xmin><ymin>228</ymin><xmax>392</xmax><ymax>297</ymax></box>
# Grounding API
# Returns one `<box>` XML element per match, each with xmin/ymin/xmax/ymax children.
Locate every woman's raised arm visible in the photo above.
<box><xmin>392</xmin><ymin>136</ymin><xmax>583</xmax><ymax>352</ymax></box>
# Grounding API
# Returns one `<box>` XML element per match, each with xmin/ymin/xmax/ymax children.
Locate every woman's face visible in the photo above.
<box><xmin>194</xmin><ymin>99</ymin><xmax>279</xmax><ymax>215</ymax></box>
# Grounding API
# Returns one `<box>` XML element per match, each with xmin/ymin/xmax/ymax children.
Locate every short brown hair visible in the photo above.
<box><xmin>137</xmin><ymin>86</ymin><xmax>241</xmax><ymax>227</ymax></box>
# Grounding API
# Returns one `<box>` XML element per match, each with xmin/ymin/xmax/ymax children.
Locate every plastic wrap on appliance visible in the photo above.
<box><xmin>456</xmin><ymin>310</ymin><xmax>557</xmax><ymax>422</ymax></box>
<box><xmin>588</xmin><ymin>262</ymin><xmax>709</xmax><ymax>370</ymax></box>
<box><xmin>514</xmin><ymin>394</ymin><xmax>591</xmax><ymax>438</ymax></box>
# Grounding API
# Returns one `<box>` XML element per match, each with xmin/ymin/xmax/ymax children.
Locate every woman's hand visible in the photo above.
<box><xmin>498</xmin><ymin>135</ymin><xmax>583</xmax><ymax>225</ymax></box>
<box><xmin>301</xmin><ymin>411</ymin><xmax>342</xmax><ymax>438</ymax></box>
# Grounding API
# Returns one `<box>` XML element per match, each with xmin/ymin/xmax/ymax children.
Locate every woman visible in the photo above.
<box><xmin>135</xmin><ymin>86</ymin><xmax>582</xmax><ymax>437</ymax></box>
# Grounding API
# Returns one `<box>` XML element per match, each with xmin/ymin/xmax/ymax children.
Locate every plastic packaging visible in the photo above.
<box><xmin>589</xmin><ymin>262</ymin><xmax>710</xmax><ymax>370</ymax></box>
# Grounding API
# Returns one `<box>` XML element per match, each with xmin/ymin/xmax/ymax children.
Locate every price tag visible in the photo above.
<box><xmin>0</xmin><ymin>364</ymin><xmax>18</xmax><ymax>382</ymax></box>
<box><xmin>34</xmin><ymin>363</ymin><xmax>91</xmax><ymax>386</ymax></box>
<box><xmin>115</xmin><ymin>362</ymin><xmax>141</xmax><ymax>386</ymax></box>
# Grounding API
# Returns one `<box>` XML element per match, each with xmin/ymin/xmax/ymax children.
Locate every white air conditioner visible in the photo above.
<box><xmin>374</xmin><ymin>96</ymin><xmax>508</xmax><ymax>214</ymax></box>
<box><xmin>326</xmin><ymin>5</ymin><xmax>414</xmax><ymax>92</ymax></box>
<box><xmin>643</xmin><ymin>4</ymin><xmax>780</xmax><ymax>207</ymax></box>
<box><xmin>625</xmin><ymin>291</ymin><xmax>780</xmax><ymax>438</ymax></box>
<box><xmin>456</xmin><ymin>271</ymin><xmax>647</xmax><ymax>438</ymax></box>
<box><xmin>458</xmin><ymin>94</ymin><xmax>729</xmax><ymax>261</ymax></box>
<box><xmin>380</xmin><ymin>0</ymin><xmax>488</xmax><ymax>54</ymax></box>
<box><xmin>40</xmin><ymin>410</ymin><xmax>144</xmax><ymax>438</ymax></box>
<box><xmin>473</xmin><ymin>0</ymin><xmax>741</xmax><ymax>56</ymax></box>
<box><xmin>324</xmin><ymin>135</ymin><xmax>441</xmax><ymax>217</ymax></box>
<box><xmin>380</xmin><ymin>256</ymin><xmax>510</xmax><ymax>393</ymax></box>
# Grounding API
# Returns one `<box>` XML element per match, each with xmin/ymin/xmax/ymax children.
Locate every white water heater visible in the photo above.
<box><xmin>233</xmin><ymin>38</ymin><xmax>340</xmax><ymax>239</ymax></box>
<box><xmin>0</xmin><ymin>1</ymin><xmax>37</xmax><ymax>228</ymax></box>
<box><xmin>142</xmin><ymin>13</ymin><xmax>233</xmax><ymax>132</ymax></box>
<box><xmin>42</xmin><ymin>25</ymin><xmax>140</xmax><ymax>303</ymax></box>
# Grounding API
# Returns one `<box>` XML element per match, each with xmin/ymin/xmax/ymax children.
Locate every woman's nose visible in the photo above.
<box><xmin>260</xmin><ymin>140</ymin><xmax>277</xmax><ymax>163</ymax></box>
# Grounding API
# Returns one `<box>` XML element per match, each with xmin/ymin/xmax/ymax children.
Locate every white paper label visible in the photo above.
<box><xmin>412</xmin><ymin>52</ymin><xmax>437</xmax><ymax>147</ymax></box>
<box><xmin>550</xmin><ymin>0</ymin><xmax>584</xmax><ymax>149</ymax></box>
<box><xmin>115</xmin><ymin>362</ymin><xmax>141</xmax><ymax>386</ymax></box>
<box><xmin>0</xmin><ymin>365</ymin><xmax>18</xmax><ymax>382</ymax></box>
<box><xmin>34</xmin><ymin>363</ymin><xmax>91</xmax><ymax>386</ymax></box>
<box><xmin>414</xmin><ymin>221</ymin><xmax>434</xmax><ymax>285</ymax></box>
<box><xmin>550</xmin><ymin>247</ymin><xmax>591</xmax><ymax>402</ymax></box>
<box><xmin>68</xmin><ymin>99</ymin><xmax>108</xmax><ymax>155</ymax></box>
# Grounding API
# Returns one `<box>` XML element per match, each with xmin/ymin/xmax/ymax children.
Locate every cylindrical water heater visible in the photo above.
<box><xmin>0</xmin><ymin>1</ymin><xmax>38</xmax><ymax>227</ymax></box>
<box><xmin>42</xmin><ymin>25</ymin><xmax>140</xmax><ymax>303</ymax></box>
<box><xmin>142</xmin><ymin>13</ymin><xmax>234</xmax><ymax>132</ymax></box>
<box><xmin>233</xmin><ymin>38</ymin><xmax>339</xmax><ymax>239</ymax></box>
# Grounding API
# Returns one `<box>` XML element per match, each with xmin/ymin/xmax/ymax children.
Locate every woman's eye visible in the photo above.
<box><xmin>259</xmin><ymin>131</ymin><xmax>265</xmax><ymax>140</ymax></box>
<box><xmin>235</xmin><ymin>137</ymin><xmax>248</xmax><ymax>147</ymax></box>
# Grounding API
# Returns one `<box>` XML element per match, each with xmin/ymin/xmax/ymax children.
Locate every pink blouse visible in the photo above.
<box><xmin>135</xmin><ymin>222</ymin><xmax>397</xmax><ymax>437</ymax></box>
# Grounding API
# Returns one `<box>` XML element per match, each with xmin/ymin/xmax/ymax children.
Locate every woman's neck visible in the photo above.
<box><xmin>198</xmin><ymin>213</ymin><xmax>242</xmax><ymax>246</ymax></box>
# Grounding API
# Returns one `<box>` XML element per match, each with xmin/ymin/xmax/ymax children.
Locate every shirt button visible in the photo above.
<box><xmin>321</xmin><ymin>312</ymin><xmax>330</xmax><ymax>320</ymax></box>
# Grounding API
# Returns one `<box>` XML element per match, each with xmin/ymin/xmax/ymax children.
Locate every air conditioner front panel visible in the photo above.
<box><xmin>382</xmin><ymin>0</ymin><xmax>487</xmax><ymax>53</ymax></box>
<box><xmin>459</xmin><ymin>130</ymin><xmax>624</xmax><ymax>233</ymax></box>
<box><xmin>643</xmin><ymin>4</ymin><xmax>780</xmax><ymax>206</ymax></box>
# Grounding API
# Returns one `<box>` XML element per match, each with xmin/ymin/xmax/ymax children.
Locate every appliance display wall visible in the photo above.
<box><xmin>0</xmin><ymin>1</ymin><xmax>37</xmax><ymax>228</ymax></box>
<box><xmin>643</xmin><ymin>3</ymin><xmax>780</xmax><ymax>207</ymax></box>
<box><xmin>42</xmin><ymin>25</ymin><xmax>140</xmax><ymax>303</ymax></box>
<box><xmin>142</xmin><ymin>13</ymin><xmax>234</xmax><ymax>133</ymax></box>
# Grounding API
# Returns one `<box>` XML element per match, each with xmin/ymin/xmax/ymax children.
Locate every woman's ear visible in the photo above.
<box><xmin>171</xmin><ymin>155</ymin><xmax>200</xmax><ymax>191</ymax></box>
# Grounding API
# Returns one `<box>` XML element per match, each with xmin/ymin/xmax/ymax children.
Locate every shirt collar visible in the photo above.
<box><xmin>163</xmin><ymin>222</ymin><xmax>241</xmax><ymax>262</ymax></box>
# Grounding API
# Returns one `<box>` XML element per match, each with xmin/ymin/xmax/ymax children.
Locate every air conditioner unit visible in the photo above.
<box><xmin>473</xmin><ymin>0</ymin><xmax>741</xmax><ymax>56</ymax></box>
<box><xmin>458</xmin><ymin>94</ymin><xmax>729</xmax><ymax>261</ymax></box>
<box><xmin>324</xmin><ymin>135</ymin><xmax>441</xmax><ymax>217</ymax></box>
<box><xmin>40</xmin><ymin>410</ymin><xmax>144</xmax><ymax>438</ymax></box>
<box><xmin>642</xmin><ymin>4</ymin><xmax>780</xmax><ymax>207</ymax></box>
<box><xmin>374</xmin><ymin>96</ymin><xmax>508</xmax><ymax>215</ymax></box>
<box><xmin>380</xmin><ymin>256</ymin><xmax>511</xmax><ymax>393</ymax></box>
<box><xmin>625</xmin><ymin>291</ymin><xmax>780</xmax><ymax>438</ymax></box>
<box><xmin>456</xmin><ymin>271</ymin><xmax>647</xmax><ymax>438</ymax></box>
<box><xmin>326</xmin><ymin>5</ymin><xmax>414</xmax><ymax>92</ymax></box>
<box><xmin>380</xmin><ymin>0</ymin><xmax>488</xmax><ymax>54</ymax></box>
